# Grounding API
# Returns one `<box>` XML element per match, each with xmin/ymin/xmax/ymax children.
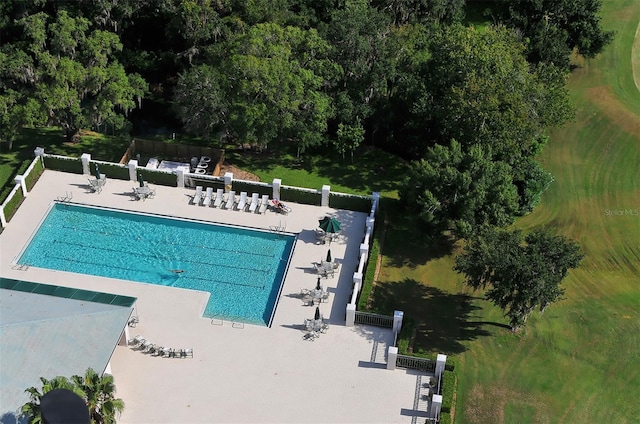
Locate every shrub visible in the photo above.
<box><xmin>358</xmin><ymin>228</ymin><xmax>381</xmax><ymax>310</ymax></box>
<box><xmin>330</xmin><ymin>192</ymin><xmax>371</xmax><ymax>212</ymax></box>
<box><xmin>43</xmin><ymin>156</ymin><xmax>83</xmax><ymax>173</ymax></box>
<box><xmin>441</xmin><ymin>371</ymin><xmax>457</xmax><ymax>413</ymax></box>
<box><xmin>280</xmin><ymin>186</ymin><xmax>321</xmax><ymax>205</ymax></box>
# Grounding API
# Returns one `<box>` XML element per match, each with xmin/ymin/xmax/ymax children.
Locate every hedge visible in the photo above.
<box><xmin>330</xmin><ymin>192</ymin><xmax>371</xmax><ymax>212</ymax></box>
<box><xmin>441</xmin><ymin>371</ymin><xmax>457</xmax><ymax>413</ymax></box>
<box><xmin>94</xmin><ymin>162</ymin><xmax>131</xmax><ymax>181</ymax></box>
<box><xmin>280</xmin><ymin>186</ymin><xmax>321</xmax><ymax>205</ymax></box>
<box><xmin>136</xmin><ymin>167</ymin><xmax>178</xmax><ymax>187</ymax></box>
<box><xmin>3</xmin><ymin>187</ymin><xmax>24</xmax><ymax>223</ymax></box>
<box><xmin>25</xmin><ymin>157</ymin><xmax>44</xmax><ymax>190</ymax></box>
<box><xmin>43</xmin><ymin>156</ymin><xmax>83</xmax><ymax>173</ymax></box>
<box><xmin>232</xmin><ymin>180</ymin><xmax>271</xmax><ymax>197</ymax></box>
<box><xmin>358</xmin><ymin>227</ymin><xmax>380</xmax><ymax>311</ymax></box>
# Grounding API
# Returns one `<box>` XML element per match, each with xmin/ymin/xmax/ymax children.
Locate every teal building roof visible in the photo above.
<box><xmin>0</xmin><ymin>279</ymin><xmax>135</xmax><ymax>418</ymax></box>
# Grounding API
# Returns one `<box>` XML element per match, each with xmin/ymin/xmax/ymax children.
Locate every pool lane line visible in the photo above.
<box><xmin>58</xmin><ymin>225</ymin><xmax>279</xmax><ymax>258</ymax></box>
<box><xmin>41</xmin><ymin>253</ymin><xmax>268</xmax><ymax>289</ymax></box>
<box><xmin>50</xmin><ymin>239</ymin><xmax>275</xmax><ymax>274</ymax></box>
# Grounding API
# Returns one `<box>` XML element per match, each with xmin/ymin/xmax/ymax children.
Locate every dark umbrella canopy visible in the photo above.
<box><xmin>138</xmin><ymin>173</ymin><xmax>145</xmax><ymax>187</ymax></box>
<box><xmin>318</xmin><ymin>216</ymin><xmax>341</xmax><ymax>234</ymax></box>
<box><xmin>326</xmin><ymin>249</ymin><xmax>332</xmax><ymax>263</ymax></box>
<box><xmin>94</xmin><ymin>164</ymin><xmax>101</xmax><ymax>180</ymax></box>
<box><xmin>314</xmin><ymin>306</ymin><xmax>321</xmax><ymax>321</ymax></box>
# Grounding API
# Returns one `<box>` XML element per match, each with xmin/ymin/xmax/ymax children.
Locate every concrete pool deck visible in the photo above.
<box><xmin>0</xmin><ymin>170</ymin><xmax>430</xmax><ymax>423</ymax></box>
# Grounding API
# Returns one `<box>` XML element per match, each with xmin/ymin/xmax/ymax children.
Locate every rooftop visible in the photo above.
<box><xmin>0</xmin><ymin>170</ymin><xmax>428</xmax><ymax>423</ymax></box>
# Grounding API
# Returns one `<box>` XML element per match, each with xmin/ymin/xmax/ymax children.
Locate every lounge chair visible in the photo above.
<box><xmin>202</xmin><ymin>187</ymin><xmax>213</xmax><ymax>207</ymax></box>
<box><xmin>271</xmin><ymin>199</ymin><xmax>291</xmax><ymax>215</ymax></box>
<box><xmin>258</xmin><ymin>194</ymin><xmax>269</xmax><ymax>214</ymax></box>
<box><xmin>192</xmin><ymin>186</ymin><xmax>203</xmax><ymax>205</ymax></box>
<box><xmin>128</xmin><ymin>335</ymin><xmax>144</xmax><ymax>347</ymax></box>
<box><xmin>236</xmin><ymin>192</ymin><xmax>248</xmax><ymax>211</ymax></box>
<box><xmin>88</xmin><ymin>175</ymin><xmax>106</xmax><ymax>193</ymax></box>
<box><xmin>224</xmin><ymin>191</ymin><xmax>236</xmax><ymax>210</ymax></box>
<box><xmin>176</xmin><ymin>348</ymin><xmax>193</xmax><ymax>358</ymax></box>
<box><xmin>302</xmin><ymin>331</ymin><xmax>319</xmax><ymax>341</ymax></box>
<box><xmin>248</xmin><ymin>193</ymin><xmax>259</xmax><ymax>213</ymax></box>
<box><xmin>213</xmin><ymin>188</ymin><xmax>224</xmax><ymax>208</ymax></box>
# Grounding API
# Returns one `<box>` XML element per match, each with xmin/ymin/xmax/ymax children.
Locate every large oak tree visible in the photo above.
<box><xmin>455</xmin><ymin>227</ymin><xmax>584</xmax><ymax>331</ymax></box>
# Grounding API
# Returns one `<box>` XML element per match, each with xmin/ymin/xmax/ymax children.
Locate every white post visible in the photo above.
<box><xmin>372</xmin><ymin>192</ymin><xmax>380</xmax><ymax>213</ymax></box>
<box><xmin>321</xmin><ymin>184</ymin><xmax>330</xmax><ymax>207</ymax></box>
<box><xmin>366</xmin><ymin>217</ymin><xmax>375</xmax><ymax>231</ymax></box>
<box><xmin>128</xmin><ymin>160</ymin><xmax>138</xmax><ymax>182</ymax></box>
<box><xmin>430</xmin><ymin>394</ymin><xmax>442</xmax><ymax>419</ymax></box>
<box><xmin>387</xmin><ymin>346</ymin><xmax>398</xmax><ymax>370</ymax></box>
<box><xmin>0</xmin><ymin>209</ymin><xmax>6</xmax><ymax>227</ymax></box>
<box><xmin>14</xmin><ymin>175</ymin><xmax>27</xmax><ymax>196</ymax></box>
<box><xmin>435</xmin><ymin>354</ymin><xmax>447</xmax><ymax>378</ymax></box>
<box><xmin>392</xmin><ymin>310</ymin><xmax>404</xmax><ymax>334</ymax></box>
<box><xmin>359</xmin><ymin>243</ymin><xmax>369</xmax><ymax>262</ymax></box>
<box><xmin>272</xmin><ymin>178</ymin><xmax>281</xmax><ymax>200</ymax></box>
<box><xmin>224</xmin><ymin>172</ymin><xmax>234</xmax><ymax>193</ymax></box>
<box><xmin>176</xmin><ymin>169</ymin><xmax>185</xmax><ymax>188</ymax></box>
<box><xmin>345</xmin><ymin>303</ymin><xmax>356</xmax><ymax>327</ymax></box>
<box><xmin>353</xmin><ymin>271</ymin><xmax>363</xmax><ymax>286</ymax></box>
<box><xmin>81</xmin><ymin>153</ymin><xmax>91</xmax><ymax>175</ymax></box>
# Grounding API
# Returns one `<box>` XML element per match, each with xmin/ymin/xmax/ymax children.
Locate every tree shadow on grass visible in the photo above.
<box><xmin>381</xmin><ymin>201</ymin><xmax>457</xmax><ymax>268</ymax></box>
<box><xmin>370</xmin><ymin>278</ymin><xmax>493</xmax><ymax>355</ymax></box>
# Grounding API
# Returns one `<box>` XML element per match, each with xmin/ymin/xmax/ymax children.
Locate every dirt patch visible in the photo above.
<box><xmin>585</xmin><ymin>86</ymin><xmax>640</xmax><ymax>138</ymax></box>
<box><xmin>217</xmin><ymin>162</ymin><xmax>260</xmax><ymax>181</ymax></box>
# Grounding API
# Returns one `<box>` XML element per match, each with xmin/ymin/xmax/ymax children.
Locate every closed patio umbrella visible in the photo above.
<box><xmin>326</xmin><ymin>249</ymin><xmax>332</xmax><ymax>263</ymax></box>
<box><xmin>138</xmin><ymin>173</ymin><xmax>145</xmax><ymax>187</ymax></box>
<box><xmin>314</xmin><ymin>306</ymin><xmax>321</xmax><ymax>321</ymax></box>
<box><xmin>94</xmin><ymin>164</ymin><xmax>101</xmax><ymax>180</ymax></box>
<box><xmin>318</xmin><ymin>216</ymin><xmax>341</xmax><ymax>234</ymax></box>
<box><xmin>316</xmin><ymin>276</ymin><xmax>322</xmax><ymax>291</ymax></box>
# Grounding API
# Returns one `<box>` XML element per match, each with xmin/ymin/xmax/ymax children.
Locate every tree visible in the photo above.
<box><xmin>21</xmin><ymin>368</ymin><xmax>125</xmax><ymax>424</ymax></box>
<box><xmin>399</xmin><ymin>140</ymin><xmax>519</xmax><ymax>238</ymax></box>
<box><xmin>71</xmin><ymin>368</ymin><xmax>125</xmax><ymax>424</ymax></box>
<box><xmin>335</xmin><ymin>119</ymin><xmax>365</xmax><ymax>160</ymax></box>
<box><xmin>454</xmin><ymin>227</ymin><xmax>583</xmax><ymax>331</ymax></box>
<box><xmin>411</xmin><ymin>25</ymin><xmax>572</xmax><ymax>168</ymax></box>
<box><xmin>1</xmin><ymin>9</ymin><xmax>146</xmax><ymax>142</ymax></box>
<box><xmin>372</xmin><ymin>0</ymin><xmax>465</xmax><ymax>26</ymax></box>
<box><xmin>22</xmin><ymin>376</ymin><xmax>83</xmax><ymax>424</ymax></box>
<box><xmin>176</xmin><ymin>23</ymin><xmax>338</xmax><ymax>151</ymax></box>
<box><xmin>496</xmin><ymin>0</ymin><xmax>614</xmax><ymax>68</ymax></box>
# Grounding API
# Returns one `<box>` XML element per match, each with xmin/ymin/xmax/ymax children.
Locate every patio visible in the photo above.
<box><xmin>0</xmin><ymin>170</ymin><xmax>429</xmax><ymax>423</ymax></box>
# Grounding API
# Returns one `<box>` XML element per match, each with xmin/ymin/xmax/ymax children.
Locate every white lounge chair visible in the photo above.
<box><xmin>202</xmin><ymin>187</ymin><xmax>213</xmax><ymax>207</ymax></box>
<box><xmin>258</xmin><ymin>194</ymin><xmax>269</xmax><ymax>214</ymax></box>
<box><xmin>236</xmin><ymin>192</ymin><xmax>248</xmax><ymax>211</ymax></box>
<box><xmin>224</xmin><ymin>191</ymin><xmax>236</xmax><ymax>210</ymax></box>
<box><xmin>192</xmin><ymin>186</ymin><xmax>203</xmax><ymax>205</ymax></box>
<box><xmin>248</xmin><ymin>193</ymin><xmax>259</xmax><ymax>213</ymax></box>
<box><xmin>213</xmin><ymin>188</ymin><xmax>224</xmax><ymax>208</ymax></box>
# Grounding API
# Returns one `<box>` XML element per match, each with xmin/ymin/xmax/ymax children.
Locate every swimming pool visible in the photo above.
<box><xmin>18</xmin><ymin>203</ymin><xmax>296</xmax><ymax>326</ymax></box>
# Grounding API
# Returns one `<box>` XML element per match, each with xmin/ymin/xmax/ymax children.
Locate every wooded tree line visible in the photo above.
<box><xmin>1</xmin><ymin>0</ymin><xmax>595</xmax><ymax>329</ymax></box>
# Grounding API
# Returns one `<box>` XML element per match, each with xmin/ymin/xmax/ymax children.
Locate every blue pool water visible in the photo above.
<box><xmin>18</xmin><ymin>203</ymin><xmax>295</xmax><ymax>326</ymax></box>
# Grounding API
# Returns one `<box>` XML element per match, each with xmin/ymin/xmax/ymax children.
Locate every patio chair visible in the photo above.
<box><xmin>192</xmin><ymin>186</ymin><xmax>203</xmax><ymax>205</ymax></box>
<box><xmin>202</xmin><ymin>187</ymin><xmax>213</xmax><ymax>207</ymax></box>
<box><xmin>159</xmin><ymin>347</ymin><xmax>172</xmax><ymax>357</ymax></box>
<box><xmin>224</xmin><ymin>191</ymin><xmax>236</xmax><ymax>210</ymax></box>
<box><xmin>258</xmin><ymin>194</ymin><xmax>269</xmax><ymax>214</ymax></box>
<box><xmin>236</xmin><ymin>192</ymin><xmax>248</xmax><ymax>211</ymax></box>
<box><xmin>248</xmin><ymin>193</ymin><xmax>259</xmax><ymax>213</ymax></box>
<box><xmin>213</xmin><ymin>188</ymin><xmax>224</xmax><ymax>208</ymax></box>
<box><xmin>88</xmin><ymin>176</ymin><xmax>106</xmax><ymax>193</ymax></box>
<box><xmin>302</xmin><ymin>331</ymin><xmax>319</xmax><ymax>341</ymax></box>
<box><xmin>128</xmin><ymin>335</ymin><xmax>144</xmax><ymax>347</ymax></box>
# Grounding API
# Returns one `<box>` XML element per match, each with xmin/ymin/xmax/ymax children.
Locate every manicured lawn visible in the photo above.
<box><xmin>372</xmin><ymin>1</ymin><xmax>640</xmax><ymax>422</ymax></box>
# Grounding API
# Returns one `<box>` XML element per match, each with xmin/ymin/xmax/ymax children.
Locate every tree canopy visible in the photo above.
<box><xmin>0</xmin><ymin>6</ymin><xmax>147</xmax><ymax>141</ymax></box>
<box><xmin>454</xmin><ymin>227</ymin><xmax>584</xmax><ymax>331</ymax></box>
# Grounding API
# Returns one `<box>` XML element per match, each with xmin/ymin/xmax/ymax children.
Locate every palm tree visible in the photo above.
<box><xmin>71</xmin><ymin>368</ymin><xmax>125</xmax><ymax>424</ymax></box>
<box><xmin>21</xmin><ymin>376</ymin><xmax>84</xmax><ymax>424</ymax></box>
<box><xmin>21</xmin><ymin>369</ymin><xmax>124</xmax><ymax>424</ymax></box>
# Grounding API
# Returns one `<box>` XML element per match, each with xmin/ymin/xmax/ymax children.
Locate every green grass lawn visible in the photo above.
<box><xmin>372</xmin><ymin>1</ymin><xmax>640</xmax><ymax>422</ymax></box>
